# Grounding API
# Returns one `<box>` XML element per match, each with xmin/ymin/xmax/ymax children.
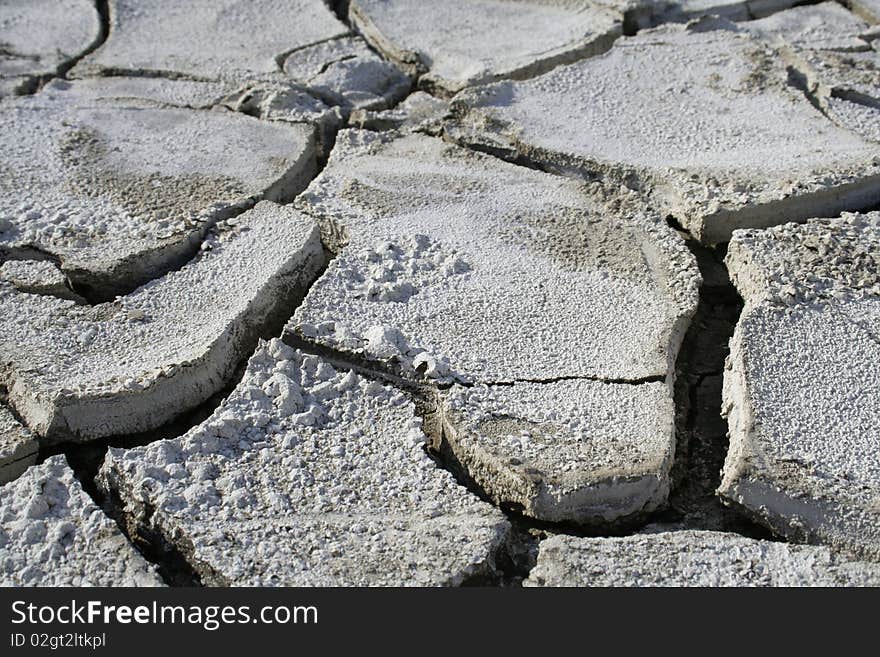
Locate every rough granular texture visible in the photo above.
<box><xmin>440</xmin><ymin>380</ymin><xmax>674</xmax><ymax>524</ymax></box>
<box><xmin>4</xmin><ymin>0</ymin><xmax>880</xmax><ymax>588</ymax></box>
<box><xmin>349</xmin><ymin>0</ymin><xmax>622</xmax><ymax>95</ymax></box>
<box><xmin>74</xmin><ymin>0</ymin><xmax>347</xmax><ymax>81</ymax></box>
<box><xmin>446</xmin><ymin>19</ymin><xmax>880</xmax><ymax>245</ymax></box>
<box><xmin>525</xmin><ymin>531</ymin><xmax>880</xmax><ymax>586</ymax></box>
<box><xmin>764</xmin><ymin>5</ymin><xmax>880</xmax><ymax>144</ymax></box>
<box><xmin>99</xmin><ymin>340</ymin><xmax>509</xmax><ymax>586</ymax></box>
<box><xmin>0</xmin><ymin>80</ymin><xmax>316</xmax><ymax>297</ymax></box>
<box><xmin>744</xmin><ymin>2</ymin><xmax>871</xmax><ymax>50</ymax></box>
<box><xmin>0</xmin><ymin>455</ymin><xmax>163</xmax><ymax>586</ymax></box>
<box><xmin>349</xmin><ymin>91</ymin><xmax>448</xmax><ymax>134</ymax></box>
<box><xmin>789</xmin><ymin>48</ymin><xmax>880</xmax><ymax>108</ymax></box>
<box><xmin>0</xmin><ymin>259</ymin><xmax>79</xmax><ymax>300</ymax></box>
<box><xmin>289</xmin><ymin>129</ymin><xmax>699</xmax><ymax>386</ymax></box>
<box><xmin>0</xmin><ymin>202</ymin><xmax>325</xmax><ymax>444</ymax></box>
<box><xmin>285</xmin><ymin>129</ymin><xmax>699</xmax><ymax>524</ymax></box>
<box><xmin>282</xmin><ymin>36</ymin><xmax>411</xmax><ymax>111</ymax></box>
<box><xmin>721</xmin><ymin>213</ymin><xmax>880</xmax><ymax>561</ymax></box>
<box><xmin>0</xmin><ymin>0</ymin><xmax>101</xmax><ymax>95</ymax></box>
<box><xmin>71</xmin><ymin>0</ymin><xmax>410</xmax><ymax>112</ymax></box>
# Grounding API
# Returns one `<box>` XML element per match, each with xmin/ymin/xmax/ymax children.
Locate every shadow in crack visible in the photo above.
<box><xmin>30</xmin><ymin>242</ymin><xmax>335</xmax><ymax>585</ymax></box>
<box><xmin>37</xmin><ymin>369</ymin><xmax>246</xmax><ymax>587</ymax></box>
<box><xmin>655</xmin><ymin>239</ymin><xmax>774</xmax><ymax>538</ymax></box>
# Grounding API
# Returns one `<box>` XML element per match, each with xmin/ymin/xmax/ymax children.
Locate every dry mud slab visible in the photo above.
<box><xmin>446</xmin><ymin>19</ymin><xmax>880</xmax><ymax>244</ymax></box>
<box><xmin>286</xmin><ymin>129</ymin><xmax>700</xmax><ymax>524</ymax></box>
<box><xmin>99</xmin><ymin>340</ymin><xmax>510</xmax><ymax>586</ymax></box>
<box><xmin>1</xmin><ymin>455</ymin><xmax>163</xmax><ymax>586</ymax></box>
<box><xmin>524</xmin><ymin>531</ymin><xmax>880</xmax><ymax>586</ymax></box>
<box><xmin>850</xmin><ymin>0</ymin><xmax>880</xmax><ymax>23</ymax></box>
<box><xmin>757</xmin><ymin>4</ymin><xmax>880</xmax><ymax>144</ymax></box>
<box><xmin>40</xmin><ymin>76</ymin><xmax>345</xmax><ymax>154</ymax></box>
<box><xmin>805</xmin><ymin>74</ymin><xmax>880</xmax><ymax>145</ymax></box>
<box><xmin>280</xmin><ymin>35</ymin><xmax>410</xmax><ymax>112</ymax></box>
<box><xmin>289</xmin><ymin>130</ymin><xmax>699</xmax><ymax>385</ymax></box>
<box><xmin>0</xmin><ymin>403</ymin><xmax>36</xmax><ymax>484</ymax></box>
<box><xmin>0</xmin><ymin>202</ymin><xmax>325</xmax><ymax>445</ymax></box>
<box><xmin>744</xmin><ymin>2</ymin><xmax>871</xmax><ymax>51</ymax></box>
<box><xmin>0</xmin><ymin>80</ymin><xmax>315</xmax><ymax>298</ymax></box>
<box><xmin>72</xmin><ymin>0</ymin><xmax>409</xmax><ymax>113</ymax></box>
<box><xmin>0</xmin><ymin>0</ymin><xmax>101</xmax><ymax>96</ymax></box>
<box><xmin>349</xmin><ymin>91</ymin><xmax>449</xmax><ymax>135</ymax></box>
<box><xmin>791</xmin><ymin>47</ymin><xmax>880</xmax><ymax>109</ymax></box>
<box><xmin>75</xmin><ymin>0</ymin><xmax>345</xmax><ymax>80</ymax></box>
<box><xmin>440</xmin><ymin>381</ymin><xmax>675</xmax><ymax>523</ymax></box>
<box><xmin>57</xmin><ymin>76</ymin><xmax>242</xmax><ymax>112</ymax></box>
<box><xmin>0</xmin><ymin>259</ymin><xmax>82</xmax><ymax>301</ymax></box>
<box><xmin>348</xmin><ymin>0</ymin><xmax>622</xmax><ymax>95</ymax></box>
<box><xmin>720</xmin><ymin>213</ymin><xmax>880</xmax><ymax>561</ymax></box>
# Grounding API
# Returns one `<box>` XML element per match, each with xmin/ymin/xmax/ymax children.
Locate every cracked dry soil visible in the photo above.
<box><xmin>1</xmin><ymin>0</ymin><xmax>880</xmax><ymax>587</ymax></box>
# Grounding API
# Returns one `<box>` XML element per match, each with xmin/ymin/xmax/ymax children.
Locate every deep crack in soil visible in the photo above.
<box><xmin>34</xmin><ymin>242</ymin><xmax>335</xmax><ymax>586</ymax></box>
<box><xmin>654</xmin><ymin>238</ymin><xmax>775</xmax><ymax>539</ymax></box>
<box><xmin>7</xmin><ymin>1</ymin><xmax>841</xmax><ymax>585</ymax></box>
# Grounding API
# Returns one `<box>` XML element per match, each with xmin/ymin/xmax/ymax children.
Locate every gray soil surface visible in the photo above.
<box><xmin>2</xmin><ymin>0</ymin><xmax>878</xmax><ymax>587</ymax></box>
